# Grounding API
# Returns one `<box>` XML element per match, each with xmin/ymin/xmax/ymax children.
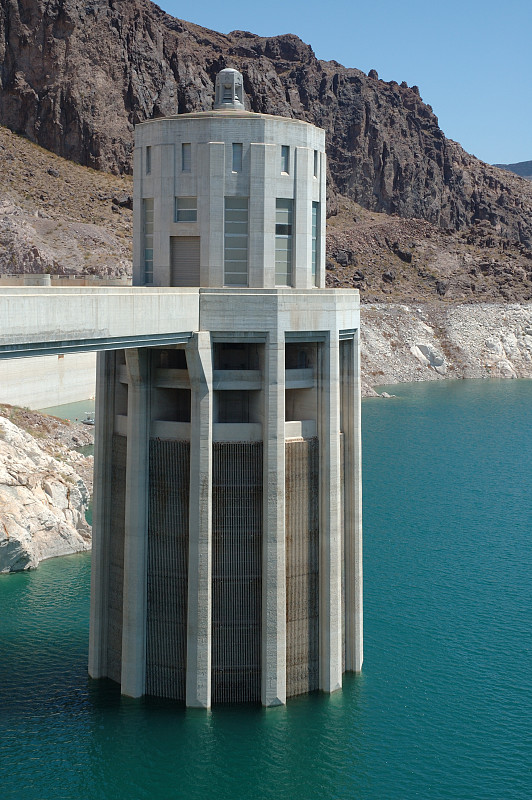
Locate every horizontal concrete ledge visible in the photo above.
<box><xmin>117</xmin><ymin>417</ymin><xmax>195</xmax><ymax>439</ymax></box>
<box><xmin>116</xmin><ymin>366</ymin><xmax>320</xmax><ymax>392</ymax></box>
<box><xmin>115</xmin><ymin>414</ymin><xmax>127</xmax><ymax>436</ymax></box>
<box><xmin>198</xmin><ymin>287</ymin><xmax>359</xmax><ymax>297</ymax></box>
<box><xmin>114</xmin><ymin>419</ymin><xmax>320</xmax><ymax>441</ymax></box>
<box><xmin>212</xmin><ymin>370</ymin><xmax>262</xmax><ymax>390</ymax></box>
<box><xmin>118</xmin><ymin>366</ymin><xmax>192</xmax><ymax>388</ymax></box>
<box><xmin>0</xmin><ymin>286</ymin><xmax>357</xmax><ymax>296</ymax></box>
<box><xmin>152</xmin><ymin>420</ymin><xmax>191</xmax><ymax>439</ymax></box>
<box><xmin>213</xmin><ymin>423</ymin><xmax>262</xmax><ymax>442</ymax></box>
<box><xmin>285</xmin><ymin>367</ymin><xmax>314</xmax><ymax>389</ymax></box>
<box><xmin>155</xmin><ymin>368</ymin><xmax>190</xmax><ymax>389</ymax></box>
<box><xmin>0</xmin><ymin>287</ymin><xmax>199</xmax><ymax>295</ymax></box>
<box><xmin>0</xmin><ymin>332</ymin><xmax>193</xmax><ymax>359</ymax></box>
<box><xmin>285</xmin><ymin>420</ymin><xmax>317</xmax><ymax>439</ymax></box>
<box><xmin>115</xmin><ymin>420</ymin><xmax>264</xmax><ymax>442</ymax></box>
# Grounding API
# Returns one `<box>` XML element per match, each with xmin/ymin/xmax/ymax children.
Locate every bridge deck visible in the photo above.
<box><xmin>0</xmin><ymin>287</ymin><xmax>200</xmax><ymax>358</ymax></box>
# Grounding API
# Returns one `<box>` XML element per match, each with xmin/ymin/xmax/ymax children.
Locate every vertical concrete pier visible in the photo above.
<box><xmin>120</xmin><ymin>349</ymin><xmax>150</xmax><ymax>697</ymax></box>
<box><xmin>185</xmin><ymin>331</ymin><xmax>213</xmax><ymax>708</ymax></box>
<box><xmin>262</xmin><ymin>332</ymin><xmax>287</xmax><ymax>707</ymax></box>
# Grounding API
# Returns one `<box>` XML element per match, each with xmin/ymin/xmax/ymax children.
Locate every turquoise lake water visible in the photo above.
<box><xmin>39</xmin><ymin>399</ymin><xmax>96</xmax><ymax>422</ymax></box>
<box><xmin>1</xmin><ymin>379</ymin><xmax>531</xmax><ymax>799</ymax></box>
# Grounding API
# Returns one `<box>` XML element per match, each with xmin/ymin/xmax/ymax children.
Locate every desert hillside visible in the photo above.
<box><xmin>1</xmin><ymin>0</ymin><xmax>532</xmax><ymax>251</ymax></box>
<box><xmin>1</xmin><ymin>124</ymin><xmax>531</xmax><ymax>302</ymax></box>
<box><xmin>0</xmin><ymin>125</ymin><xmax>132</xmax><ymax>277</ymax></box>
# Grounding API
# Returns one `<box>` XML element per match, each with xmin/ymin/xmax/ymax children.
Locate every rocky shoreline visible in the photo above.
<box><xmin>0</xmin><ymin>407</ymin><xmax>93</xmax><ymax>573</ymax></box>
<box><xmin>361</xmin><ymin>302</ymin><xmax>532</xmax><ymax>396</ymax></box>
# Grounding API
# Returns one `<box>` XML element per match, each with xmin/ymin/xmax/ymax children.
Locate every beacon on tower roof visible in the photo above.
<box><xmin>213</xmin><ymin>67</ymin><xmax>245</xmax><ymax>110</ymax></box>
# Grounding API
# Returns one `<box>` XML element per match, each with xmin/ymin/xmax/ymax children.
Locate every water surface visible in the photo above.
<box><xmin>39</xmin><ymin>398</ymin><xmax>96</xmax><ymax>422</ymax></box>
<box><xmin>1</xmin><ymin>379</ymin><xmax>530</xmax><ymax>799</ymax></box>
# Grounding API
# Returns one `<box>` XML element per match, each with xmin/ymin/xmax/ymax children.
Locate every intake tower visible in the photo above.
<box><xmin>88</xmin><ymin>69</ymin><xmax>362</xmax><ymax>707</ymax></box>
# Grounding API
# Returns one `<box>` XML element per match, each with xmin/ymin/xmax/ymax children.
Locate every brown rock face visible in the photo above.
<box><xmin>326</xmin><ymin>199</ymin><xmax>532</xmax><ymax>303</ymax></box>
<box><xmin>1</xmin><ymin>0</ymin><xmax>532</xmax><ymax>250</ymax></box>
<box><xmin>0</xmin><ymin>124</ymin><xmax>132</xmax><ymax>279</ymax></box>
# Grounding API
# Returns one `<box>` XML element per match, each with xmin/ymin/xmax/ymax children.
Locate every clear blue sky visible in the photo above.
<box><xmin>157</xmin><ymin>0</ymin><xmax>531</xmax><ymax>165</ymax></box>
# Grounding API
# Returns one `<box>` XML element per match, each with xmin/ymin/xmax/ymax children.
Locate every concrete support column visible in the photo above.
<box><xmin>88</xmin><ymin>350</ymin><xmax>116</xmax><ymax>679</ymax></box>
<box><xmin>185</xmin><ymin>331</ymin><xmax>213</xmax><ymax>708</ymax></box>
<box><xmin>120</xmin><ymin>348</ymin><xmax>150</xmax><ymax>697</ymax></box>
<box><xmin>343</xmin><ymin>330</ymin><xmax>363</xmax><ymax>672</ymax></box>
<box><xmin>261</xmin><ymin>331</ymin><xmax>287</xmax><ymax>706</ymax></box>
<box><xmin>318</xmin><ymin>332</ymin><xmax>343</xmax><ymax>692</ymax></box>
<box><xmin>154</xmin><ymin>143</ymin><xmax>175</xmax><ymax>286</ymax></box>
<box><xmin>132</xmin><ymin>146</ymin><xmax>143</xmax><ymax>286</ymax></box>
<box><xmin>294</xmin><ymin>147</ymin><xmax>312</xmax><ymax>289</ymax></box>
<box><xmin>200</xmin><ymin>142</ymin><xmax>225</xmax><ymax>287</ymax></box>
<box><xmin>249</xmin><ymin>143</ymin><xmax>276</xmax><ymax>288</ymax></box>
<box><xmin>317</xmin><ymin>152</ymin><xmax>327</xmax><ymax>288</ymax></box>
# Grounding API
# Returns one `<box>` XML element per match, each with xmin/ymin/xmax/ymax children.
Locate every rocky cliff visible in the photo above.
<box><xmin>0</xmin><ymin>406</ymin><xmax>92</xmax><ymax>572</ymax></box>
<box><xmin>326</xmin><ymin>199</ymin><xmax>532</xmax><ymax>303</ymax></box>
<box><xmin>1</xmin><ymin>0</ymin><xmax>532</xmax><ymax>251</ymax></box>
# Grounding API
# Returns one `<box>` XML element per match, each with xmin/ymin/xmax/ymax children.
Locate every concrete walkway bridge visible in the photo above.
<box><xmin>0</xmin><ymin>287</ymin><xmax>200</xmax><ymax>359</ymax></box>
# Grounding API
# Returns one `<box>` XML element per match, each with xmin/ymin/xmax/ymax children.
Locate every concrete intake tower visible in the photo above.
<box><xmin>88</xmin><ymin>68</ymin><xmax>362</xmax><ymax>707</ymax></box>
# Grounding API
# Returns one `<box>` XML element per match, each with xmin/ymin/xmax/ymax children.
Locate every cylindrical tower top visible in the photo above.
<box><xmin>214</xmin><ymin>68</ymin><xmax>245</xmax><ymax>110</ymax></box>
<box><xmin>133</xmin><ymin>74</ymin><xmax>327</xmax><ymax>289</ymax></box>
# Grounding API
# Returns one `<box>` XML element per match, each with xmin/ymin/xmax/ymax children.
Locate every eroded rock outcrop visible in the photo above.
<box><xmin>0</xmin><ymin>415</ymin><xmax>91</xmax><ymax>572</ymax></box>
<box><xmin>360</xmin><ymin>303</ymin><xmax>532</xmax><ymax>395</ymax></box>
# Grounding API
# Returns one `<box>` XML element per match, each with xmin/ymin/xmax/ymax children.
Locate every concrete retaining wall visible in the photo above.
<box><xmin>0</xmin><ymin>353</ymin><xmax>96</xmax><ymax>408</ymax></box>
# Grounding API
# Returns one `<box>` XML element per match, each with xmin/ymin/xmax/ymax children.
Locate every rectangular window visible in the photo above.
<box><xmin>313</xmin><ymin>149</ymin><xmax>318</xmax><ymax>178</ymax></box>
<box><xmin>312</xmin><ymin>202</ymin><xmax>319</xmax><ymax>284</ymax></box>
<box><xmin>175</xmin><ymin>197</ymin><xmax>197</xmax><ymax>222</ymax></box>
<box><xmin>232</xmin><ymin>143</ymin><xmax>243</xmax><ymax>172</ymax></box>
<box><xmin>182</xmin><ymin>142</ymin><xmax>191</xmax><ymax>172</ymax></box>
<box><xmin>281</xmin><ymin>145</ymin><xmax>289</xmax><ymax>174</ymax></box>
<box><xmin>143</xmin><ymin>198</ymin><xmax>154</xmax><ymax>285</ymax></box>
<box><xmin>146</xmin><ymin>146</ymin><xmax>151</xmax><ymax>175</ymax></box>
<box><xmin>275</xmin><ymin>198</ymin><xmax>293</xmax><ymax>286</ymax></box>
<box><xmin>224</xmin><ymin>197</ymin><xmax>248</xmax><ymax>286</ymax></box>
